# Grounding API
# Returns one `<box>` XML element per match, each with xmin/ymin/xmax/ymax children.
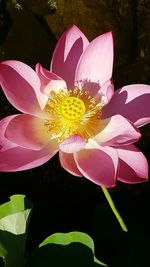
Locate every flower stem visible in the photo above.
<box><xmin>101</xmin><ymin>186</ymin><xmax>128</xmax><ymax>232</ymax></box>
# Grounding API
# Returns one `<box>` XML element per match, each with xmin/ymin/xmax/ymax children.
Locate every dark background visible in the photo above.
<box><xmin>0</xmin><ymin>1</ymin><xmax>150</xmax><ymax>266</ymax></box>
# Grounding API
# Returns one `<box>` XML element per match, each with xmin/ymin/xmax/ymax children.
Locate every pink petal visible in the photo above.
<box><xmin>0</xmin><ymin>116</ymin><xmax>58</xmax><ymax>171</ymax></box>
<box><xmin>74</xmin><ymin>141</ymin><xmax>118</xmax><ymax>187</ymax></box>
<box><xmin>51</xmin><ymin>25</ymin><xmax>89</xmax><ymax>88</ymax></box>
<box><xmin>116</xmin><ymin>144</ymin><xmax>148</xmax><ymax>184</ymax></box>
<box><xmin>5</xmin><ymin>114</ymin><xmax>50</xmax><ymax>150</ymax></box>
<box><xmin>92</xmin><ymin>80</ymin><xmax>114</xmax><ymax>106</ymax></box>
<box><xmin>59</xmin><ymin>134</ymin><xmax>86</xmax><ymax>153</ymax></box>
<box><xmin>59</xmin><ymin>151</ymin><xmax>82</xmax><ymax>176</ymax></box>
<box><xmin>102</xmin><ymin>84</ymin><xmax>150</xmax><ymax>127</ymax></box>
<box><xmin>75</xmin><ymin>32</ymin><xmax>113</xmax><ymax>86</ymax></box>
<box><xmin>0</xmin><ymin>144</ymin><xmax>58</xmax><ymax>172</ymax></box>
<box><xmin>75</xmin><ymin>79</ymin><xmax>101</xmax><ymax>97</ymax></box>
<box><xmin>94</xmin><ymin>114</ymin><xmax>141</xmax><ymax>146</ymax></box>
<box><xmin>0</xmin><ymin>60</ymin><xmax>48</xmax><ymax>114</ymax></box>
<box><xmin>100</xmin><ymin>80</ymin><xmax>114</xmax><ymax>104</ymax></box>
<box><xmin>0</xmin><ymin>115</ymin><xmax>17</xmax><ymax>152</ymax></box>
<box><xmin>36</xmin><ymin>63</ymin><xmax>67</xmax><ymax>96</ymax></box>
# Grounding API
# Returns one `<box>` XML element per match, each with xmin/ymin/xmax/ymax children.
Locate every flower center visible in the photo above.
<box><xmin>44</xmin><ymin>88</ymin><xmax>102</xmax><ymax>142</ymax></box>
<box><xmin>60</xmin><ymin>96</ymin><xmax>86</xmax><ymax>121</ymax></box>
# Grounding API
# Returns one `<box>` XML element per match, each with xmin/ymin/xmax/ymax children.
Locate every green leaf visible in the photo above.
<box><xmin>0</xmin><ymin>195</ymin><xmax>32</xmax><ymax>267</ymax></box>
<box><xmin>27</xmin><ymin>231</ymin><xmax>107</xmax><ymax>267</ymax></box>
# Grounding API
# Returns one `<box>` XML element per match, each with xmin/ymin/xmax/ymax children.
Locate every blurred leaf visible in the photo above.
<box><xmin>0</xmin><ymin>195</ymin><xmax>32</xmax><ymax>267</ymax></box>
<box><xmin>27</xmin><ymin>231</ymin><xmax>107</xmax><ymax>267</ymax></box>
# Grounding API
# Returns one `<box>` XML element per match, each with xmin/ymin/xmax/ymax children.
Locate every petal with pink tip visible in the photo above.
<box><xmin>59</xmin><ymin>151</ymin><xmax>82</xmax><ymax>176</ymax></box>
<box><xmin>74</xmin><ymin>143</ymin><xmax>118</xmax><ymax>187</ymax></box>
<box><xmin>102</xmin><ymin>84</ymin><xmax>150</xmax><ymax>127</ymax></box>
<box><xmin>36</xmin><ymin>63</ymin><xmax>67</xmax><ymax>96</ymax></box>
<box><xmin>94</xmin><ymin>114</ymin><xmax>141</xmax><ymax>146</ymax></box>
<box><xmin>0</xmin><ymin>116</ymin><xmax>58</xmax><ymax>171</ymax></box>
<box><xmin>59</xmin><ymin>135</ymin><xmax>86</xmax><ymax>153</ymax></box>
<box><xmin>5</xmin><ymin>114</ymin><xmax>51</xmax><ymax>150</ymax></box>
<box><xmin>117</xmin><ymin>144</ymin><xmax>148</xmax><ymax>183</ymax></box>
<box><xmin>75</xmin><ymin>32</ymin><xmax>113</xmax><ymax>86</ymax></box>
<box><xmin>51</xmin><ymin>25</ymin><xmax>89</xmax><ymax>88</ymax></box>
<box><xmin>0</xmin><ymin>60</ymin><xmax>48</xmax><ymax>114</ymax></box>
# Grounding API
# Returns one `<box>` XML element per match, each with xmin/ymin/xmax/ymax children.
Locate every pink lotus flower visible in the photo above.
<box><xmin>0</xmin><ymin>25</ymin><xmax>149</xmax><ymax>187</ymax></box>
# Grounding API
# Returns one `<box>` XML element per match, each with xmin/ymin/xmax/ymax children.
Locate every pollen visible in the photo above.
<box><xmin>44</xmin><ymin>88</ymin><xmax>102</xmax><ymax>142</ymax></box>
